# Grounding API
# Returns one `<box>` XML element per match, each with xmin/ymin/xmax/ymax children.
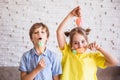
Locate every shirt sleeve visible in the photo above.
<box><xmin>60</xmin><ymin>44</ymin><xmax>70</xmax><ymax>56</ymax></box>
<box><xmin>93</xmin><ymin>52</ymin><xmax>107</xmax><ymax>69</ymax></box>
<box><xmin>19</xmin><ymin>53</ymin><xmax>27</xmax><ymax>72</ymax></box>
<box><xmin>51</xmin><ymin>53</ymin><xmax>62</xmax><ymax>76</ymax></box>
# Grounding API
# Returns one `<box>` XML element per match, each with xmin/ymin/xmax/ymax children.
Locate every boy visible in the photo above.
<box><xmin>19</xmin><ymin>22</ymin><xmax>62</xmax><ymax>80</ymax></box>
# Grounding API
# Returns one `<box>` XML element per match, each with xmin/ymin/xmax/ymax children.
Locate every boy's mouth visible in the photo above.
<box><xmin>39</xmin><ymin>38</ymin><xmax>42</xmax><ymax>40</ymax></box>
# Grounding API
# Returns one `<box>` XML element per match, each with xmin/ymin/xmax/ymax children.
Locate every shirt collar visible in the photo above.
<box><xmin>31</xmin><ymin>47</ymin><xmax>48</xmax><ymax>56</ymax></box>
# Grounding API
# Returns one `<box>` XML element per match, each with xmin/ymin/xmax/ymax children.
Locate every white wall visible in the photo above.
<box><xmin>0</xmin><ymin>0</ymin><xmax>120</xmax><ymax>66</ymax></box>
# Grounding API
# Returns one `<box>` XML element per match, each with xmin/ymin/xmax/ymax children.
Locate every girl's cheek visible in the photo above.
<box><xmin>74</xmin><ymin>45</ymin><xmax>79</xmax><ymax>49</ymax></box>
<box><xmin>71</xmin><ymin>45</ymin><xmax>75</xmax><ymax>49</ymax></box>
<box><xmin>84</xmin><ymin>43</ymin><xmax>88</xmax><ymax>48</ymax></box>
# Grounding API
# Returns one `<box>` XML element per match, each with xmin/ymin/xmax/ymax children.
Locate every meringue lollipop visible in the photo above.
<box><xmin>38</xmin><ymin>42</ymin><xmax>44</xmax><ymax>47</ymax></box>
<box><xmin>72</xmin><ymin>49</ymin><xmax>77</xmax><ymax>54</ymax></box>
<box><xmin>76</xmin><ymin>48</ymin><xmax>85</xmax><ymax>54</ymax></box>
<box><xmin>38</xmin><ymin>42</ymin><xmax>44</xmax><ymax>53</ymax></box>
<box><xmin>76</xmin><ymin>17</ymin><xmax>82</xmax><ymax>27</ymax></box>
<box><xmin>72</xmin><ymin>48</ymin><xmax>85</xmax><ymax>54</ymax></box>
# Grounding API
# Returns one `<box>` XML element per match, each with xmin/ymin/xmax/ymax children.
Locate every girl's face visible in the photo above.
<box><xmin>31</xmin><ymin>27</ymin><xmax>48</xmax><ymax>46</ymax></box>
<box><xmin>71</xmin><ymin>33</ymin><xmax>88</xmax><ymax>50</ymax></box>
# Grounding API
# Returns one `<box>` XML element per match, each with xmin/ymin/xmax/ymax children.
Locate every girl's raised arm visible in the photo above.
<box><xmin>56</xmin><ymin>6</ymin><xmax>80</xmax><ymax>50</ymax></box>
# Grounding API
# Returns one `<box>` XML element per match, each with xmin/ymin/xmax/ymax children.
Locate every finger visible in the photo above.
<box><xmin>89</xmin><ymin>43</ymin><xmax>95</xmax><ymax>50</ymax></box>
<box><xmin>39</xmin><ymin>58</ymin><xmax>44</xmax><ymax>64</ymax></box>
<box><xmin>41</xmin><ymin>58</ymin><xmax>45</xmax><ymax>64</ymax></box>
<box><xmin>93</xmin><ymin>42</ymin><xmax>96</xmax><ymax>48</ymax></box>
<box><xmin>95</xmin><ymin>43</ymin><xmax>100</xmax><ymax>50</ymax></box>
<box><xmin>91</xmin><ymin>43</ymin><xmax>94</xmax><ymax>48</ymax></box>
<box><xmin>88</xmin><ymin>43</ymin><xmax>90</xmax><ymax>48</ymax></box>
<box><xmin>78</xmin><ymin>7</ymin><xmax>81</xmax><ymax>17</ymax></box>
<box><xmin>88</xmin><ymin>43</ymin><xmax>92</xmax><ymax>50</ymax></box>
<box><xmin>41</xmin><ymin>61</ymin><xmax>46</xmax><ymax>67</ymax></box>
<box><xmin>76</xmin><ymin>9</ymin><xmax>80</xmax><ymax>17</ymax></box>
<box><xmin>39</xmin><ymin>60</ymin><xmax>46</xmax><ymax>68</ymax></box>
<box><xmin>93</xmin><ymin>42</ymin><xmax>98</xmax><ymax>49</ymax></box>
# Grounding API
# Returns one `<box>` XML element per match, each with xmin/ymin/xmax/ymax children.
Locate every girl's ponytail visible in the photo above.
<box><xmin>85</xmin><ymin>28</ymin><xmax>91</xmax><ymax>35</ymax></box>
<box><xmin>64</xmin><ymin>31</ymin><xmax>70</xmax><ymax>37</ymax></box>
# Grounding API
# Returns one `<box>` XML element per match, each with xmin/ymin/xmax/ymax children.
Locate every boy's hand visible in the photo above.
<box><xmin>36</xmin><ymin>58</ymin><xmax>46</xmax><ymax>70</ymax></box>
<box><xmin>88</xmin><ymin>42</ymin><xmax>100</xmax><ymax>51</ymax></box>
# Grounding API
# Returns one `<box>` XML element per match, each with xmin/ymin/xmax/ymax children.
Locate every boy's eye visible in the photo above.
<box><xmin>34</xmin><ymin>32</ymin><xmax>39</xmax><ymax>34</ymax></box>
<box><xmin>41</xmin><ymin>31</ymin><xmax>45</xmax><ymax>33</ymax></box>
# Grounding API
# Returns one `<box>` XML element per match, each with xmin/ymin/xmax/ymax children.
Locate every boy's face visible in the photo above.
<box><xmin>72</xmin><ymin>33</ymin><xmax>88</xmax><ymax>50</ymax></box>
<box><xmin>31</xmin><ymin>27</ymin><xmax>48</xmax><ymax>46</ymax></box>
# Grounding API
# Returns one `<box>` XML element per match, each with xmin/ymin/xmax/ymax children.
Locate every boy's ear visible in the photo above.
<box><xmin>30</xmin><ymin>38</ymin><xmax>33</xmax><ymax>41</ymax></box>
<box><xmin>46</xmin><ymin>37</ymin><xmax>49</xmax><ymax>42</ymax></box>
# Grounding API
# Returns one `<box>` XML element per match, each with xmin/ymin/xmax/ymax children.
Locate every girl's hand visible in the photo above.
<box><xmin>88</xmin><ymin>42</ymin><xmax>100</xmax><ymax>51</ymax></box>
<box><xmin>70</xmin><ymin>6</ymin><xmax>80</xmax><ymax>17</ymax></box>
<box><xmin>36</xmin><ymin>58</ymin><xmax>46</xmax><ymax>70</ymax></box>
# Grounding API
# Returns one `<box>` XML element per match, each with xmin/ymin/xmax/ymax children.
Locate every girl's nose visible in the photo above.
<box><xmin>78</xmin><ymin>42</ymin><xmax>83</xmax><ymax>48</ymax></box>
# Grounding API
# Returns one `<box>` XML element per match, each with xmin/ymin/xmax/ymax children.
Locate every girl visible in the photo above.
<box><xmin>56</xmin><ymin>6</ymin><xmax>118</xmax><ymax>80</ymax></box>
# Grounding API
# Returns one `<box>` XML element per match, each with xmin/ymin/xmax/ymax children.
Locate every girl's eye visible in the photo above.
<box><xmin>82</xmin><ymin>40</ymin><xmax>85</xmax><ymax>43</ymax></box>
<box><xmin>74</xmin><ymin>42</ymin><xmax>78</xmax><ymax>44</ymax></box>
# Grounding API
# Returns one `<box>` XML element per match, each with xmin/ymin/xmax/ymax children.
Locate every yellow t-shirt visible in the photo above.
<box><xmin>60</xmin><ymin>44</ymin><xmax>107</xmax><ymax>80</ymax></box>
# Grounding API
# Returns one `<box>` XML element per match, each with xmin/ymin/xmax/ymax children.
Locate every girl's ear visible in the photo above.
<box><xmin>85</xmin><ymin>28</ymin><xmax>91</xmax><ymax>35</ymax></box>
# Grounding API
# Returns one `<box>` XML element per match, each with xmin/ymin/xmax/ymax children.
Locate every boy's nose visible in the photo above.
<box><xmin>38</xmin><ymin>32</ymin><xmax>42</xmax><ymax>36</ymax></box>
